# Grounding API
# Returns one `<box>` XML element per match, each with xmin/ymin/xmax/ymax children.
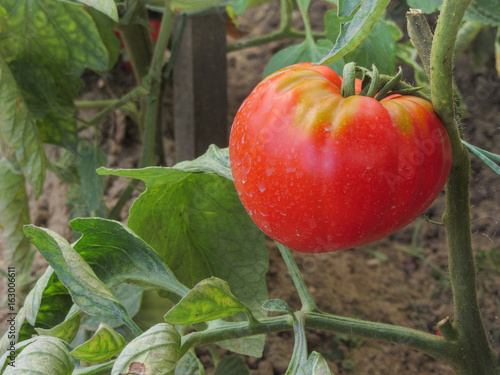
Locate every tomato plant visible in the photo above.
<box><xmin>230</xmin><ymin>62</ymin><xmax>452</xmax><ymax>252</ymax></box>
<box><xmin>1</xmin><ymin>0</ymin><xmax>500</xmax><ymax>374</ymax></box>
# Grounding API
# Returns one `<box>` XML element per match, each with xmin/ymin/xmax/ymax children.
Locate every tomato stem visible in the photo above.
<box><xmin>285</xmin><ymin>312</ymin><xmax>308</xmax><ymax>374</ymax></box>
<box><xmin>276</xmin><ymin>243</ymin><xmax>320</xmax><ymax>313</ymax></box>
<box><xmin>361</xmin><ymin>64</ymin><xmax>379</xmax><ymax>97</ymax></box>
<box><xmin>340</xmin><ymin>63</ymin><xmax>429</xmax><ymax>101</ymax></box>
<box><xmin>340</xmin><ymin>62</ymin><xmax>358</xmax><ymax>97</ymax></box>
<box><xmin>374</xmin><ymin>67</ymin><xmax>402</xmax><ymax>100</ymax></box>
<box><xmin>415</xmin><ymin>0</ymin><xmax>500</xmax><ymax>372</ymax></box>
<box><xmin>436</xmin><ymin>317</ymin><xmax>459</xmax><ymax>341</ymax></box>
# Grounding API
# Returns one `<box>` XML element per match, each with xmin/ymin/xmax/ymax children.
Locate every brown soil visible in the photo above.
<box><xmin>1</xmin><ymin>2</ymin><xmax>499</xmax><ymax>374</ymax></box>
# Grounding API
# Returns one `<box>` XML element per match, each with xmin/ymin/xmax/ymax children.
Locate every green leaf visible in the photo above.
<box><xmin>0</xmin><ymin>338</ymin><xmax>39</xmax><ymax>373</ymax></box>
<box><xmin>3</xmin><ymin>337</ymin><xmax>74</xmax><ymax>375</ymax></box>
<box><xmin>0</xmin><ymin>60</ymin><xmax>46</xmax><ymax>196</ymax></box>
<box><xmin>35</xmin><ymin>309</ymin><xmax>81</xmax><ymax>344</ymax></box>
<box><xmin>173</xmin><ymin>145</ymin><xmax>232</xmax><ymax>180</ymax></box>
<box><xmin>38</xmin><ymin>112</ymin><xmax>78</xmax><ymax>151</ymax></box>
<box><xmin>300</xmin><ymin>351</ymin><xmax>335</xmax><ymax>375</ymax></box>
<box><xmin>24</xmin><ymin>270</ymin><xmax>74</xmax><ymax>331</ymax></box>
<box><xmin>134</xmin><ymin>289</ymin><xmax>176</xmax><ymax>330</ymax></box>
<box><xmin>111</xmin><ymin>323</ymin><xmax>180</xmax><ymax>375</ymax></box>
<box><xmin>67</xmin><ymin>184</ymin><xmax>108</xmax><ymax>223</ymax></box>
<box><xmin>395</xmin><ymin>41</ymin><xmax>429</xmax><ymax>94</ymax></box>
<box><xmin>0</xmin><ymin>0</ymin><xmax>112</xmax><ymax>75</ymax></box>
<box><xmin>0</xmin><ymin>268</ymin><xmax>73</xmax><ymax>353</ymax></box>
<box><xmin>262</xmin><ymin>299</ymin><xmax>294</xmax><ymax>316</ymax></box>
<box><xmin>7</xmin><ymin>59</ymin><xmax>78</xmax><ymax>150</ymax></box>
<box><xmin>99</xmin><ymin>157</ymin><xmax>269</xmax><ymax>356</ymax></box>
<box><xmin>24</xmin><ymin>225</ymin><xmax>139</xmax><ymax>333</ymax></box>
<box><xmin>318</xmin><ymin>0</ymin><xmax>391</xmax><ymax>65</ymax></box>
<box><xmin>466</xmin><ymin>0</ymin><xmax>500</xmax><ymax>26</ymax></box>
<box><xmin>86</xmin><ymin>6</ymin><xmax>120</xmax><ymax>70</ymax></box>
<box><xmin>406</xmin><ymin>0</ymin><xmax>442</xmax><ymax>13</ymax></box>
<box><xmin>0</xmin><ymin>158</ymin><xmax>33</xmax><ymax>276</ymax></box>
<box><xmin>77</xmin><ymin>142</ymin><xmax>107</xmax><ymax>212</ymax></box>
<box><xmin>71</xmin><ymin>323</ymin><xmax>127</xmax><ymax>362</ymax></box>
<box><xmin>175</xmin><ymin>349</ymin><xmax>205</xmax><ymax>375</ymax></box>
<box><xmin>96</xmin><ymin>170</ymin><xmax>268</xmax><ymax>316</ymax></box>
<box><xmin>263</xmin><ymin>39</ymin><xmax>344</xmax><ymax>77</ymax></box>
<box><xmin>214</xmin><ymin>356</ymin><xmax>250</xmax><ymax>375</ymax></box>
<box><xmin>338</xmin><ymin>0</ymin><xmax>362</xmax><ymax>17</ymax></box>
<box><xmin>164</xmin><ymin>277</ymin><xmax>249</xmax><ymax>325</ymax></box>
<box><xmin>470</xmin><ymin>27</ymin><xmax>496</xmax><ymax>71</ymax></box>
<box><xmin>170</xmin><ymin>0</ymin><xmax>229</xmax><ymax>12</ymax></box>
<box><xmin>24</xmin><ymin>268</ymin><xmax>56</xmax><ymax>325</ymax></box>
<box><xmin>7</xmin><ymin>61</ymin><xmax>57</xmax><ymax>120</ymax></box>
<box><xmin>72</xmin><ymin>0</ymin><xmax>118</xmax><ymax>22</ymax></box>
<box><xmin>49</xmin><ymin>150</ymin><xmax>79</xmax><ymax>185</ymax></box>
<box><xmin>72</xmin><ymin>362</ymin><xmax>114</xmax><ymax>375</ymax></box>
<box><xmin>82</xmin><ymin>284</ymin><xmax>144</xmax><ymax>330</ymax></box>
<box><xmin>70</xmin><ymin>217</ymin><xmax>189</xmax><ymax>296</ymax></box>
<box><xmin>0</xmin><ymin>309</ymin><xmax>27</xmax><ymax>365</ymax></box>
<box><xmin>342</xmin><ymin>18</ymin><xmax>397</xmax><ymax>74</ymax></box>
<box><xmin>462</xmin><ymin>140</ymin><xmax>500</xmax><ymax>175</ymax></box>
<box><xmin>227</xmin><ymin>0</ymin><xmax>249</xmax><ymax>16</ymax></box>
<box><xmin>324</xmin><ymin>9</ymin><xmax>346</xmax><ymax>43</ymax></box>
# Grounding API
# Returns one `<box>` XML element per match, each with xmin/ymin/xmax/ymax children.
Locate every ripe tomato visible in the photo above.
<box><xmin>229</xmin><ymin>63</ymin><xmax>452</xmax><ymax>253</ymax></box>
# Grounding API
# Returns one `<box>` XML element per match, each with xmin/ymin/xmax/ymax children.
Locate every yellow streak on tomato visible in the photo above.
<box><xmin>382</xmin><ymin>100</ymin><xmax>414</xmax><ymax>134</ymax></box>
<box><xmin>292</xmin><ymin>81</ymin><xmax>343</xmax><ymax>133</ymax></box>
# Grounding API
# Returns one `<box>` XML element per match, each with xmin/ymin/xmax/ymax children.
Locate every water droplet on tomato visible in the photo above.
<box><xmin>241</xmin><ymin>154</ymin><xmax>252</xmax><ymax>183</ymax></box>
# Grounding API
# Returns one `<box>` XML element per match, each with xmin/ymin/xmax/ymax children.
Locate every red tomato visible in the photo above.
<box><xmin>229</xmin><ymin>63</ymin><xmax>452</xmax><ymax>253</ymax></box>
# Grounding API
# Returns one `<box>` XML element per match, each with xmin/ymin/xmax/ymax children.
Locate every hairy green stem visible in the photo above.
<box><xmin>179</xmin><ymin>315</ymin><xmax>293</xmax><ymax>358</ymax></box>
<box><xmin>75</xmin><ymin>100</ymin><xmax>139</xmax><ymax>125</ymax></box>
<box><xmin>276</xmin><ymin>243</ymin><xmax>319</xmax><ymax>313</ymax></box>
<box><xmin>429</xmin><ymin>0</ymin><xmax>498</xmax><ymax>373</ymax></box>
<box><xmin>286</xmin><ymin>311</ymin><xmax>308</xmax><ymax>374</ymax></box>
<box><xmin>139</xmin><ymin>2</ymin><xmax>174</xmax><ymax>168</ymax></box>
<box><xmin>406</xmin><ymin>9</ymin><xmax>433</xmax><ymax>79</ymax></box>
<box><xmin>305</xmin><ymin>312</ymin><xmax>452</xmax><ymax>362</ymax></box>
<box><xmin>178</xmin><ymin>311</ymin><xmax>458</xmax><ymax>365</ymax></box>
<box><xmin>85</xmin><ymin>86</ymin><xmax>148</xmax><ymax>126</ymax></box>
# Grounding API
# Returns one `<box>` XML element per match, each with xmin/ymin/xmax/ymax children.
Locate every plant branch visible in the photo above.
<box><xmin>84</xmin><ymin>86</ymin><xmax>148</xmax><ymax>126</ymax></box>
<box><xmin>406</xmin><ymin>9</ymin><xmax>433</xmax><ymax>79</ymax></box>
<box><xmin>276</xmin><ymin>243</ymin><xmax>319</xmax><ymax>313</ymax></box>
<box><xmin>428</xmin><ymin>0</ymin><xmax>498</xmax><ymax>373</ymax></box>
<box><xmin>75</xmin><ymin>99</ymin><xmax>139</xmax><ymax>124</ymax></box>
<box><xmin>305</xmin><ymin>312</ymin><xmax>452</xmax><ymax>362</ymax></box>
<box><xmin>179</xmin><ymin>315</ymin><xmax>293</xmax><ymax>359</ymax></box>
<box><xmin>178</xmin><ymin>311</ymin><xmax>457</xmax><ymax>366</ymax></box>
<box><xmin>227</xmin><ymin>0</ymin><xmax>324</xmax><ymax>52</ymax></box>
<box><xmin>138</xmin><ymin>1</ymin><xmax>174</xmax><ymax>168</ymax></box>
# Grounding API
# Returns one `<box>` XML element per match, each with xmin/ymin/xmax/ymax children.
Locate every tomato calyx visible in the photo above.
<box><xmin>340</xmin><ymin>62</ymin><xmax>428</xmax><ymax>101</ymax></box>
